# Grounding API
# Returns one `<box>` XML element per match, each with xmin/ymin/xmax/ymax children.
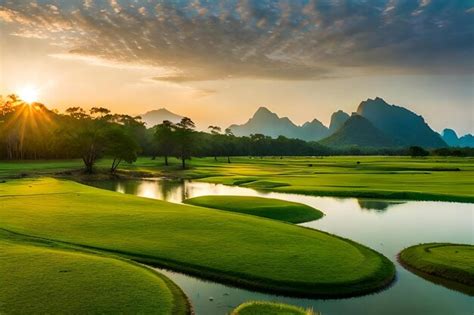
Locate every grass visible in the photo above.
<box><xmin>231</xmin><ymin>301</ymin><xmax>317</xmax><ymax>315</ymax></box>
<box><xmin>184</xmin><ymin>195</ymin><xmax>323</xmax><ymax>223</ymax></box>
<box><xmin>0</xmin><ymin>177</ymin><xmax>394</xmax><ymax>298</ymax></box>
<box><xmin>399</xmin><ymin>243</ymin><xmax>474</xmax><ymax>295</ymax></box>
<box><xmin>1</xmin><ymin>156</ymin><xmax>472</xmax><ymax>202</ymax></box>
<box><xmin>0</xmin><ymin>231</ymin><xmax>189</xmax><ymax>314</ymax></box>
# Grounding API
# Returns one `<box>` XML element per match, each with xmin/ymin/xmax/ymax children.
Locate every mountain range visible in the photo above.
<box><xmin>228</xmin><ymin>97</ymin><xmax>447</xmax><ymax>148</ymax></box>
<box><xmin>143</xmin><ymin>97</ymin><xmax>471</xmax><ymax>149</ymax></box>
<box><xmin>229</xmin><ymin>107</ymin><xmax>330</xmax><ymax>141</ymax></box>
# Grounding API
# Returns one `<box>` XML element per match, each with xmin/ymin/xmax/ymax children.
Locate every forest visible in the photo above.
<box><xmin>1</xmin><ymin>95</ymin><xmax>471</xmax><ymax>173</ymax></box>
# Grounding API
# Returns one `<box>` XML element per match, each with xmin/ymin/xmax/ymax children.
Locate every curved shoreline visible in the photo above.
<box><xmin>398</xmin><ymin>243</ymin><xmax>474</xmax><ymax>296</ymax></box>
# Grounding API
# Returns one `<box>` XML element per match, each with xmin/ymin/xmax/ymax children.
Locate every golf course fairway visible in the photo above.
<box><xmin>231</xmin><ymin>301</ymin><xmax>317</xmax><ymax>315</ymax></box>
<box><xmin>0</xmin><ymin>178</ymin><xmax>394</xmax><ymax>297</ymax></box>
<box><xmin>399</xmin><ymin>243</ymin><xmax>474</xmax><ymax>295</ymax></box>
<box><xmin>0</xmin><ymin>235</ymin><xmax>189</xmax><ymax>314</ymax></box>
<box><xmin>184</xmin><ymin>195</ymin><xmax>323</xmax><ymax>223</ymax></box>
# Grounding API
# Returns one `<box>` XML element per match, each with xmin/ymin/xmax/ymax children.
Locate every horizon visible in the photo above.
<box><xmin>1</xmin><ymin>0</ymin><xmax>473</xmax><ymax>134</ymax></box>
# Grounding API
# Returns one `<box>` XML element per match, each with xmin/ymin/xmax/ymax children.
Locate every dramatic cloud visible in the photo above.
<box><xmin>1</xmin><ymin>0</ymin><xmax>473</xmax><ymax>81</ymax></box>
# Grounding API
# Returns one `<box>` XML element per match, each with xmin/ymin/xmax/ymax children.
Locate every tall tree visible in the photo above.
<box><xmin>208</xmin><ymin>125</ymin><xmax>221</xmax><ymax>161</ymax></box>
<box><xmin>175</xmin><ymin>117</ymin><xmax>195</xmax><ymax>169</ymax></box>
<box><xmin>104</xmin><ymin>126</ymin><xmax>140</xmax><ymax>174</ymax></box>
<box><xmin>154</xmin><ymin>120</ymin><xmax>175</xmax><ymax>166</ymax></box>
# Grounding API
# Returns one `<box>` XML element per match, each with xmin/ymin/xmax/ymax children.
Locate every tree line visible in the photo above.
<box><xmin>1</xmin><ymin>95</ymin><xmax>472</xmax><ymax>173</ymax></box>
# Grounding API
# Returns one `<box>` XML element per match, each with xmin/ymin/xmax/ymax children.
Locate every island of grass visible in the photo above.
<box><xmin>231</xmin><ymin>301</ymin><xmax>317</xmax><ymax>315</ymax></box>
<box><xmin>399</xmin><ymin>243</ymin><xmax>474</xmax><ymax>295</ymax></box>
<box><xmin>184</xmin><ymin>195</ymin><xmax>323</xmax><ymax>223</ymax></box>
<box><xmin>0</xmin><ymin>178</ymin><xmax>395</xmax><ymax>298</ymax></box>
<box><xmin>0</xmin><ymin>233</ymin><xmax>189</xmax><ymax>314</ymax></box>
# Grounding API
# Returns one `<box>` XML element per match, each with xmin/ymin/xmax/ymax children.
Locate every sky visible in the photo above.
<box><xmin>0</xmin><ymin>0</ymin><xmax>473</xmax><ymax>134</ymax></box>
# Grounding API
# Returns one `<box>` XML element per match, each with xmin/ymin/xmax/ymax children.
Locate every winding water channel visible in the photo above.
<box><xmin>90</xmin><ymin>179</ymin><xmax>473</xmax><ymax>315</ymax></box>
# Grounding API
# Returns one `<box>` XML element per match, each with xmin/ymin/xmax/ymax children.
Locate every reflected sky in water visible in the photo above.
<box><xmin>89</xmin><ymin>179</ymin><xmax>474</xmax><ymax>315</ymax></box>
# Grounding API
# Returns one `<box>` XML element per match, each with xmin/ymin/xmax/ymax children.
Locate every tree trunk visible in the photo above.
<box><xmin>164</xmin><ymin>155</ymin><xmax>168</xmax><ymax>166</ymax></box>
<box><xmin>214</xmin><ymin>156</ymin><xmax>217</xmax><ymax>161</ymax></box>
<box><xmin>227</xmin><ymin>156</ymin><xmax>231</xmax><ymax>163</ymax></box>
<box><xmin>181</xmin><ymin>156</ymin><xmax>186</xmax><ymax>169</ymax></box>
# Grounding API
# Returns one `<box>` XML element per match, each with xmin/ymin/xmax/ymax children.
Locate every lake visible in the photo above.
<box><xmin>89</xmin><ymin>179</ymin><xmax>473</xmax><ymax>315</ymax></box>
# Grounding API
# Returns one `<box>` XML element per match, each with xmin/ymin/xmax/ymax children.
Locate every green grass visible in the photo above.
<box><xmin>231</xmin><ymin>301</ymin><xmax>317</xmax><ymax>315</ymax></box>
<box><xmin>1</xmin><ymin>156</ymin><xmax>472</xmax><ymax>202</ymax></box>
<box><xmin>399</xmin><ymin>243</ymin><xmax>474</xmax><ymax>295</ymax></box>
<box><xmin>0</xmin><ymin>232</ymin><xmax>189</xmax><ymax>314</ymax></box>
<box><xmin>184</xmin><ymin>195</ymin><xmax>323</xmax><ymax>223</ymax></box>
<box><xmin>0</xmin><ymin>177</ymin><xmax>394</xmax><ymax>297</ymax></box>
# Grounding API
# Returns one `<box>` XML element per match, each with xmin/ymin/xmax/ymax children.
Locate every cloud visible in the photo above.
<box><xmin>0</xmin><ymin>0</ymin><xmax>472</xmax><ymax>81</ymax></box>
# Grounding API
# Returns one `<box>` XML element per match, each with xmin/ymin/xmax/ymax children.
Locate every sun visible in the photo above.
<box><xmin>18</xmin><ymin>86</ymin><xmax>39</xmax><ymax>104</ymax></box>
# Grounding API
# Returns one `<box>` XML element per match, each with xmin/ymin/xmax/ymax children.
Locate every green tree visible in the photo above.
<box><xmin>104</xmin><ymin>126</ymin><xmax>140</xmax><ymax>174</ymax></box>
<box><xmin>208</xmin><ymin>125</ymin><xmax>222</xmax><ymax>161</ymax></box>
<box><xmin>175</xmin><ymin>117</ymin><xmax>195</xmax><ymax>169</ymax></box>
<box><xmin>154</xmin><ymin>120</ymin><xmax>175</xmax><ymax>166</ymax></box>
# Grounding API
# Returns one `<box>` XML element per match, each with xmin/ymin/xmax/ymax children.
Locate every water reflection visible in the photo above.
<box><xmin>357</xmin><ymin>199</ymin><xmax>405</xmax><ymax>212</ymax></box>
<box><xmin>88</xmin><ymin>179</ymin><xmax>474</xmax><ymax>315</ymax></box>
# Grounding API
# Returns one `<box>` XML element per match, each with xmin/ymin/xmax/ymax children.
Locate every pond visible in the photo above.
<box><xmin>89</xmin><ymin>179</ymin><xmax>473</xmax><ymax>315</ymax></box>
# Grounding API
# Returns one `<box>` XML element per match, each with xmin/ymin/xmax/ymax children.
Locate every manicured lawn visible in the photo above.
<box><xmin>184</xmin><ymin>195</ymin><xmax>323</xmax><ymax>223</ymax></box>
<box><xmin>0</xmin><ymin>178</ymin><xmax>394</xmax><ymax>297</ymax></box>
<box><xmin>0</xmin><ymin>232</ymin><xmax>189</xmax><ymax>314</ymax></box>
<box><xmin>231</xmin><ymin>301</ymin><xmax>317</xmax><ymax>315</ymax></box>
<box><xmin>399</xmin><ymin>243</ymin><xmax>474</xmax><ymax>295</ymax></box>
<box><xmin>1</xmin><ymin>156</ymin><xmax>472</xmax><ymax>202</ymax></box>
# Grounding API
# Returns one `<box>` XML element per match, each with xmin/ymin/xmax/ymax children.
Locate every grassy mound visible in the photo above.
<box><xmin>0</xmin><ymin>236</ymin><xmax>189</xmax><ymax>314</ymax></box>
<box><xmin>399</xmin><ymin>243</ymin><xmax>474</xmax><ymax>295</ymax></box>
<box><xmin>184</xmin><ymin>195</ymin><xmax>323</xmax><ymax>223</ymax></box>
<box><xmin>231</xmin><ymin>301</ymin><xmax>317</xmax><ymax>315</ymax></box>
<box><xmin>0</xmin><ymin>178</ymin><xmax>395</xmax><ymax>297</ymax></box>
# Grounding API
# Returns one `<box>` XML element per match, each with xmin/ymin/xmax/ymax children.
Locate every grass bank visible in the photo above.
<box><xmin>231</xmin><ymin>301</ymin><xmax>317</xmax><ymax>315</ymax></box>
<box><xmin>184</xmin><ymin>195</ymin><xmax>323</xmax><ymax>223</ymax></box>
<box><xmin>0</xmin><ymin>177</ymin><xmax>394</xmax><ymax>298</ymax></box>
<box><xmin>0</xmin><ymin>231</ymin><xmax>189</xmax><ymax>314</ymax></box>
<box><xmin>399</xmin><ymin>243</ymin><xmax>474</xmax><ymax>295</ymax></box>
<box><xmin>1</xmin><ymin>156</ymin><xmax>472</xmax><ymax>202</ymax></box>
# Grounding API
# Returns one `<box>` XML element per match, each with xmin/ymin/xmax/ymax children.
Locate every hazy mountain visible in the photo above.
<box><xmin>320</xmin><ymin>114</ymin><xmax>397</xmax><ymax>148</ymax></box>
<box><xmin>329</xmin><ymin>110</ymin><xmax>350</xmax><ymax>134</ymax></box>
<box><xmin>441</xmin><ymin>128</ymin><xmax>474</xmax><ymax>147</ymax></box>
<box><xmin>229</xmin><ymin>107</ymin><xmax>330</xmax><ymax>141</ymax></box>
<box><xmin>141</xmin><ymin>108</ymin><xmax>183</xmax><ymax>127</ymax></box>
<box><xmin>356</xmin><ymin>97</ymin><xmax>446</xmax><ymax>148</ymax></box>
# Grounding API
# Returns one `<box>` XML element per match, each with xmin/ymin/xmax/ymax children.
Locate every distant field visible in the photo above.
<box><xmin>0</xmin><ymin>178</ymin><xmax>394</xmax><ymax>297</ymax></box>
<box><xmin>184</xmin><ymin>195</ymin><xmax>324</xmax><ymax>223</ymax></box>
<box><xmin>1</xmin><ymin>156</ymin><xmax>472</xmax><ymax>202</ymax></box>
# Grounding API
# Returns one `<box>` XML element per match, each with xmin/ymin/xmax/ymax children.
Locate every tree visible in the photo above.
<box><xmin>224</xmin><ymin>128</ymin><xmax>234</xmax><ymax>163</ymax></box>
<box><xmin>208</xmin><ymin>125</ymin><xmax>222</xmax><ymax>161</ymax></box>
<box><xmin>154</xmin><ymin>120</ymin><xmax>175</xmax><ymax>166</ymax></box>
<box><xmin>104</xmin><ymin>126</ymin><xmax>140</xmax><ymax>174</ymax></box>
<box><xmin>409</xmin><ymin>146</ymin><xmax>429</xmax><ymax>157</ymax></box>
<box><xmin>175</xmin><ymin>117</ymin><xmax>195</xmax><ymax>169</ymax></box>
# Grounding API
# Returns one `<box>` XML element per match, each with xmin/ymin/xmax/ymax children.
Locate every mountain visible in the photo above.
<box><xmin>140</xmin><ymin>108</ymin><xmax>183</xmax><ymax>127</ymax></box>
<box><xmin>441</xmin><ymin>129</ymin><xmax>474</xmax><ymax>147</ymax></box>
<box><xmin>329</xmin><ymin>110</ymin><xmax>350</xmax><ymax>134</ymax></box>
<box><xmin>356</xmin><ymin>97</ymin><xmax>446</xmax><ymax>148</ymax></box>
<box><xmin>320</xmin><ymin>114</ymin><xmax>397</xmax><ymax>148</ymax></box>
<box><xmin>229</xmin><ymin>107</ymin><xmax>330</xmax><ymax>141</ymax></box>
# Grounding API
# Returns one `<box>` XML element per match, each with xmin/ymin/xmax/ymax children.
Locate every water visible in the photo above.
<box><xmin>90</xmin><ymin>179</ymin><xmax>474</xmax><ymax>315</ymax></box>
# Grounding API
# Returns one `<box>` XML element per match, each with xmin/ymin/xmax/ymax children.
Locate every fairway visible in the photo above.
<box><xmin>0</xmin><ymin>233</ymin><xmax>189</xmax><ymax>314</ymax></box>
<box><xmin>184</xmin><ymin>195</ymin><xmax>323</xmax><ymax>223</ymax></box>
<box><xmin>0</xmin><ymin>177</ymin><xmax>394</xmax><ymax>297</ymax></box>
<box><xmin>231</xmin><ymin>301</ymin><xmax>316</xmax><ymax>315</ymax></box>
<box><xmin>399</xmin><ymin>243</ymin><xmax>474</xmax><ymax>295</ymax></box>
<box><xmin>1</xmin><ymin>156</ymin><xmax>472</xmax><ymax>202</ymax></box>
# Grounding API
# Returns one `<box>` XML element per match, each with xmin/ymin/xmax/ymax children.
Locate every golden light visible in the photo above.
<box><xmin>18</xmin><ymin>86</ymin><xmax>39</xmax><ymax>104</ymax></box>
